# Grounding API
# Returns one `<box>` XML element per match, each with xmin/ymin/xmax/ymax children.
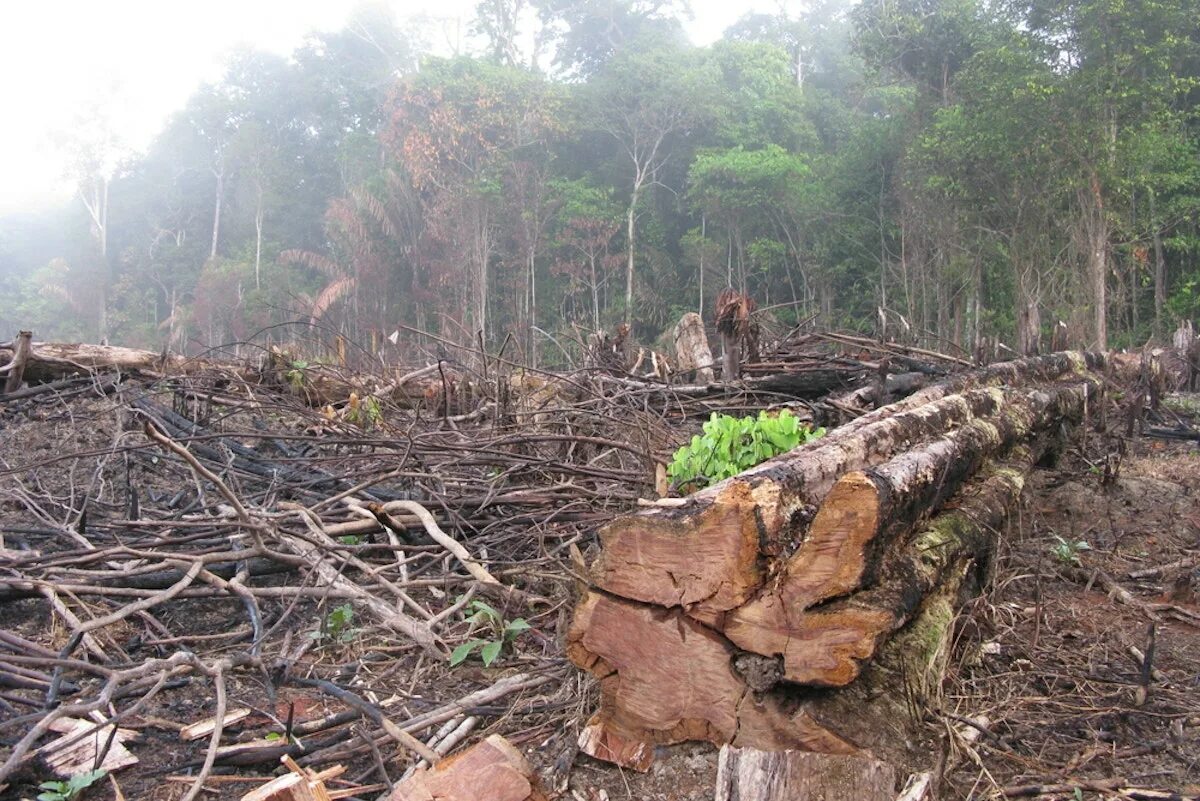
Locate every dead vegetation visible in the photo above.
<box><xmin>0</xmin><ymin>327</ymin><xmax>1198</xmax><ymax>801</ymax></box>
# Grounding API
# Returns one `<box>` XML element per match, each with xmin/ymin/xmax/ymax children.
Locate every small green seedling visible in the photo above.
<box><xmin>286</xmin><ymin>360</ymin><xmax>309</xmax><ymax>390</ymax></box>
<box><xmin>338</xmin><ymin>534</ymin><xmax>363</xmax><ymax>546</ymax></box>
<box><xmin>311</xmin><ymin>603</ymin><xmax>357</xmax><ymax>643</ymax></box>
<box><xmin>37</xmin><ymin>770</ymin><xmax>106</xmax><ymax>801</ymax></box>
<box><xmin>667</xmin><ymin>410</ymin><xmax>824</xmax><ymax>492</ymax></box>
<box><xmin>264</xmin><ymin>730</ymin><xmax>303</xmax><ymax>747</ymax></box>
<box><xmin>449</xmin><ymin>599</ymin><xmax>531</xmax><ymax>667</ymax></box>
<box><xmin>1051</xmin><ymin>535</ymin><xmax>1092</xmax><ymax>565</ymax></box>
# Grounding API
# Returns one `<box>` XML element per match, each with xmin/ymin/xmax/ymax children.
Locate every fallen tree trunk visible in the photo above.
<box><xmin>758</xmin><ymin>447</ymin><xmax>1036</xmax><ymax>687</ymax></box>
<box><xmin>0</xmin><ymin>338</ymin><xmax>466</xmax><ymax>410</ymax></box>
<box><xmin>722</xmin><ymin>382</ymin><xmax>1092</xmax><ymax>671</ymax></box>
<box><xmin>589</xmin><ymin>352</ymin><xmax>1101</xmax><ymax>619</ymax></box>
<box><xmin>0</xmin><ymin>339</ymin><xmax>188</xmax><ymax>382</ymax></box>
<box><xmin>568</xmin><ymin>352</ymin><xmax>1105</xmax><ymax>768</ymax></box>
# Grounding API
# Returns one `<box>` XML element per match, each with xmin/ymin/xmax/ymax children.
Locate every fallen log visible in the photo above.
<box><xmin>0</xmin><ymin>338</ymin><xmax>465</xmax><ymax>411</ymax></box>
<box><xmin>721</xmin><ymin>383</ymin><xmax>1092</xmax><ymax>671</ymax></box>
<box><xmin>826</xmin><ymin>371</ymin><xmax>931</xmax><ymax>414</ymax></box>
<box><xmin>568</xmin><ymin>352</ymin><xmax>1105</xmax><ymax>767</ymax></box>
<box><xmin>760</xmin><ymin>448</ymin><xmax>1035</xmax><ymax>687</ymax></box>
<box><xmin>0</xmin><ymin>339</ymin><xmax>203</xmax><ymax>385</ymax></box>
<box><xmin>589</xmin><ymin>352</ymin><xmax>1101</xmax><ymax>619</ymax></box>
<box><xmin>568</xmin><ymin>591</ymin><xmax>858</xmax><ymax>765</ymax></box>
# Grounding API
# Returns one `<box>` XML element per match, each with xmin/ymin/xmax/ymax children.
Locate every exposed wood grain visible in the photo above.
<box><xmin>715</xmin><ymin>746</ymin><xmax>896</xmax><ymax>801</ymax></box>
<box><xmin>387</xmin><ymin>735</ymin><xmax>545</xmax><ymax>801</ymax></box>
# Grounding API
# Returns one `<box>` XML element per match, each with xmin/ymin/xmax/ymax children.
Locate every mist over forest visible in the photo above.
<box><xmin>2</xmin><ymin>0</ymin><xmax>1199</xmax><ymax>363</ymax></box>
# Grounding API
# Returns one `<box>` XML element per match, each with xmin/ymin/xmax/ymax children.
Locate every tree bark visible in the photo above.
<box><xmin>211</xmin><ymin>161</ymin><xmax>225</xmax><ymax>262</ymax></box>
<box><xmin>765</xmin><ymin>448</ymin><xmax>1036</xmax><ymax>687</ymax></box>
<box><xmin>254</xmin><ymin>182</ymin><xmax>264</xmax><ymax>291</ymax></box>
<box><xmin>1084</xmin><ymin>177</ymin><xmax>1109</xmax><ymax>350</ymax></box>
<box><xmin>1150</xmin><ymin>190</ymin><xmax>1166</xmax><ymax>335</ymax></box>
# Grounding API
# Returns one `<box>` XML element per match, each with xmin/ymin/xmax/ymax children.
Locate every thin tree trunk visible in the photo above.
<box><xmin>210</xmin><ymin>163</ymin><xmax>225</xmax><ymax>262</ymax></box>
<box><xmin>80</xmin><ymin>176</ymin><xmax>110</xmax><ymax>341</ymax></box>
<box><xmin>529</xmin><ymin>249</ymin><xmax>538</xmax><ymax>368</ymax></box>
<box><xmin>699</xmin><ymin>213</ymin><xmax>705</xmax><ymax>315</ymax></box>
<box><xmin>625</xmin><ymin>185</ymin><xmax>639</xmax><ymax>328</ymax></box>
<box><xmin>1085</xmin><ymin>176</ymin><xmax>1108</xmax><ymax>350</ymax></box>
<box><xmin>1150</xmin><ymin>190</ymin><xmax>1166</xmax><ymax>335</ymax></box>
<box><xmin>99</xmin><ymin>178</ymin><xmax>108</xmax><ymax>260</ymax></box>
<box><xmin>590</xmin><ymin>253</ymin><xmax>601</xmax><ymax>332</ymax></box>
<box><xmin>254</xmin><ymin>183</ymin><xmax>264</xmax><ymax>291</ymax></box>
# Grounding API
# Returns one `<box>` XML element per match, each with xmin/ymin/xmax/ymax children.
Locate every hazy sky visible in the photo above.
<box><xmin>0</xmin><ymin>1</ymin><xmax>771</xmax><ymax>216</ymax></box>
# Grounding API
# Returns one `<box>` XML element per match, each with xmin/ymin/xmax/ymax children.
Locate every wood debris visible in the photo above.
<box><xmin>388</xmin><ymin>735</ymin><xmax>545</xmax><ymax>801</ymax></box>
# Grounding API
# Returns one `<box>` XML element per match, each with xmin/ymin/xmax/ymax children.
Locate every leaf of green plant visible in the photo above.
<box><xmin>480</xmin><ymin>640</ymin><xmax>503</xmax><ymax>666</ymax></box>
<box><xmin>450</xmin><ymin>640</ymin><xmax>482</xmax><ymax>666</ymax></box>
<box><xmin>471</xmin><ymin>600</ymin><xmax>500</xmax><ymax>621</ymax></box>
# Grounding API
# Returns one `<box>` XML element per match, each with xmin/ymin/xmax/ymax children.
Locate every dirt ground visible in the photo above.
<box><xmin>2</xmin><ymin>377</ymin><xmax>1199</xmax><ymax>801</ymax></box>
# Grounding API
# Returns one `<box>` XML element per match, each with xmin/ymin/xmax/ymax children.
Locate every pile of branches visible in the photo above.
<box><xmin>2</xmin><ymin>325</ymin><xmax>1166</xmax><ymax>799</ymax></box>
<box><xmin>0</xmin><ymin>326</ymin><xmax>978</xmax><ymax>798</ymax></box>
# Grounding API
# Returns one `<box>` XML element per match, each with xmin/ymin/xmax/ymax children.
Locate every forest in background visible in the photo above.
<box><xmin>2</xmin><ymin>0</ymin><xmax>1199</xmax><ymax>366</ymax></box>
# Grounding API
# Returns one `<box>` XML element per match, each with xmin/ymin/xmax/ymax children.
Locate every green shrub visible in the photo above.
<box><xmin>449</xmin><ymin>599</ymin><xmax>530</xmax><ymax>667</ymax></box>
<box><xmin>667</xmin><ymin>410</ymin><xmax>824</xmax><ymax>492</ymax></box>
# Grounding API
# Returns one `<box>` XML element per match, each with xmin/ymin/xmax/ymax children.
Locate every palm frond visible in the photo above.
<box><xmin>279</xmin><ymin>249</ymin><xmax>344</xmax><ymax>279</ymax></box>
<box><xmin>310</xmin><ymin>275</ymin><xmax>357</xmax><ymax>323</ymax></box>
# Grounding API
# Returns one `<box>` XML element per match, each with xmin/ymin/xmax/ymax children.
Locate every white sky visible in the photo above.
<box><xmin>0</xmin><ymin>1</ymin><xmax>771</xmax><ymax>216</ymax></box>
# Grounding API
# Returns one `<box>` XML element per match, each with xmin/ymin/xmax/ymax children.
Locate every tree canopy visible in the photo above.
<box><xmin>4</xmin><ymin>0</ymin><xmax>1200</xmax><ymax>360</ymax></box>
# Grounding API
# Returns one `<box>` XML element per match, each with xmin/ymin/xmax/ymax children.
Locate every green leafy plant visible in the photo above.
<box><xmin>311</xmin><ymin>603</ymin><xmax>357</xmax><ymax>643</ymax></box>
<box><xmin>449</xmin><ymin>599</ymin><xmax>531</xmax><ymax>667</ymax></box>
<box><xmin>1051</xmin><ymin>535</ymin><xmax>1092</xmax><ymax>565</ymax></box>
<box><xmin>286</xmin><ymin>360</ymin><xmax>309</xmax><ymax>390</ymax></box>
<box><xmin>667</xmin><ymin>410</ymin><xmax>824</xmax><ymax>491</ymax></box>
<box><xmin>37</xmin><ymin>770</ymin><xmax>106</xmax><ymax>801</ymax></box>
<box><xmin>264</xmin><ymin>730</ymin><xmax>303</xmax><ymax>746</ymax></box>
<box><xmin>338</xmin><ymin>534</ymin><xmax>363</xmax><ymax>546</ymax></box>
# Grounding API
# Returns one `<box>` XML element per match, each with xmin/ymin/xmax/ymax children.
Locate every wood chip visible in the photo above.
<box><xmin>181</xmin><ymin>707</ymin><xmax>251</xmax><ymax>741</ymax></box>
<box><xmin>42</xmin><ymin>716</ymin><xmax>138</xmax><ymax>777</ymax></box>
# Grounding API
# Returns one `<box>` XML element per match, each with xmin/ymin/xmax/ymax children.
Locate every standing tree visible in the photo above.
<box><xmin>585</xmin><ymin>36</ymin><xmax>715</xmax><ymax>327</ymax></box>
